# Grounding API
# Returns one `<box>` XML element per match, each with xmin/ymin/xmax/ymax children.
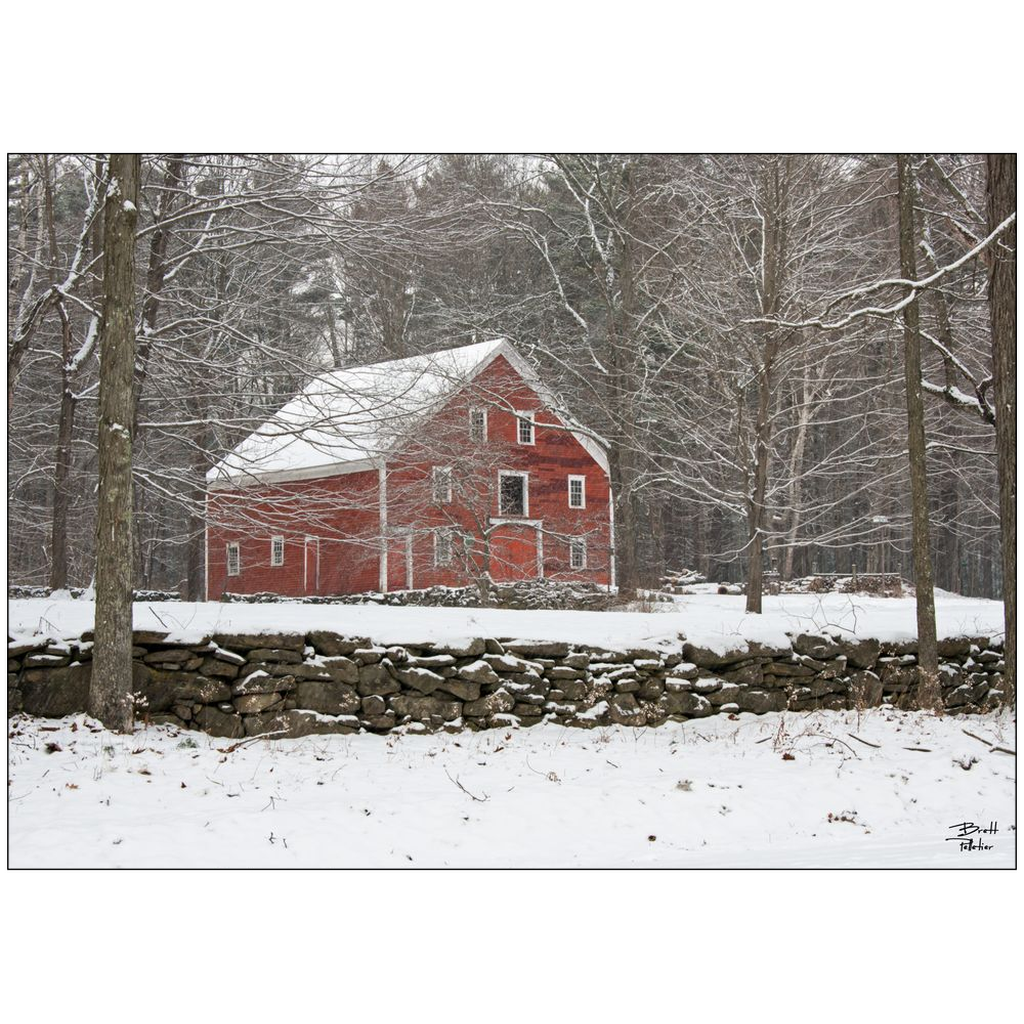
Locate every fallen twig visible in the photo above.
<box><xmin>903</xmin><ymin>746</ymin><xmax>932</xmax><ymax>752</ymax></box>
<box><xmin>444</xmin><ymin>767</ymin><xmax>489</xmax><ymax>802</ymax></box>
<box><xmin>848</xmin><ymin>733</ymin><xmax>882</xmax><ymax>749</ymax></box>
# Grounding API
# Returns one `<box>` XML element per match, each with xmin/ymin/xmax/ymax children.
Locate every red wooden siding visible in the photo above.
<box><xmin>206</xmin><ymin>353</ymin><xmax>612</xmax><ymax>598</ymax></box>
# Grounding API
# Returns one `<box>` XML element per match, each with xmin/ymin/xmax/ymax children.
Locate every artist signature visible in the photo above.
<box><xmin>946</xmin><ymin>821</ymin><xmax>999</xmax><ymax>852</ymax></box>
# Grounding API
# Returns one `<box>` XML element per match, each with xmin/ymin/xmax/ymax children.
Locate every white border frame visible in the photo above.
<box><xmin>432</xmin><ymin>465</ymin><xmax>453</xmax><ymax>504</ymax></box>
<box><xmin>569</xmin><ymin>536</ymin><xmax>587</xmax><ymax>571</ymax></box>
<box><xmin>568</xmin><ymin>474</ymin><xmax>586</xmax><ymax>509</ymax></box>
<box><xmin>226</xmin><ymin>541</ymin><xmax>240</xmax><ymax>577</ymax></box>
<box><xmin>469</xmin><ymin>406</ymin><xmax>488</xmax><ymax>443</ymax></box>
<box><xmin>270</xmin><ymin>535</ymin><xmax>285</xmax><ymax>566</ymax></box>
<box><xmin>433</xmin><ymin>528</ymin><xmax>454</xmax><ymax>567</ymax></box>
<box><xmin>515</xmin><ymin>409</ymin><xmax>535</xmax><ymax>446</ymax></box>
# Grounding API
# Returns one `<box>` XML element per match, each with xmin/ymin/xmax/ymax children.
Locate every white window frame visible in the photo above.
<box><xmin>432</xmin><ymin>465</ymin><xmax>453</xmax><ymax>504</ymax></box>
<box><xmin>434</xmin><ymin>528</ymin><xmax>453</xmax><ymax>567</ymax></box>
<box><xmin>498</xmin><ymin>470</ymin><xmax>529</xmax><ymax>517</ymax></box>
<box><xmin>469</xmin><ymin>406</ymin><xmax>488</xmax><ymax>443</ymax></box>
<box><xmin>226</xmin><ymin>541</ymin><xmax>240</xmax><ymax>577</ymax></box>
<box><xmin>569</xmin><ymin>537</ymin><xmax>587</xmax><ymax>570</ymax></box>
<box><xmin>516</xmin><ymin>410</ymin><xmax>535</xmax><ymax>446</ymax></box>
<box><xmin>270</xmin><ymin>535</ymin><xmax>285</xmax><ymax>567</ymax></box>
<box><xmin>568</xmin><ymin>474</ymin><xmax>586</xmax><ymax>509</ymax></box>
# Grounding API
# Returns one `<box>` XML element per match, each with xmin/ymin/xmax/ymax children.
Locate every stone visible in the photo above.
<box><xmin>243</xmin><ymin>709</ymin><xmax>359</xmax><ymax>738</ymax></box>
<box><xmin>23</xmin><ymin>653</ymin><xmax>71</xmax><ymax>668</ymax></box>
<box><xmin>352</xmin><ymin>647</ymin><xmax>386</xmax><ymax>664</ymax></box>
<box><xmin>841</xmin><ymin>637</ymin><xmax>881</xmax><ymax>670</ymax></box>
<box><xmin>557</xmin><ymin>679</ymin><xmax>588</xmax><ymax>701</ymax></box>
<box><xmin>232</xmin><ymin>669</ymin><xmax>295</xmax><ymax>696</ymax></box>
<box><xmin>8</xmin><ymin>686</ymin><xmax>24</xmax><ymax>713</ymax></box>
<box><xmin>361</xmin><ymin>694</ymin><xmax>387</xmax><ymax>717</ymax></box>
<box><xmin>849</xmin><ymin>670</ymin><xmax>883</xmax><ymax>707</ymax></box>
<box><xmin>307</xmin><ymin>632</ymin><xmax>368</xmax><ymax>657</ymax></box>
<box><xmin>357</xmin><ymin>664</ymin><xmax>400</xmax><ymax>697</ymax></box>
<box><xmin>936</xmin><ymin>637</ymin><xmax>972</xmax><ymax>658</ymax></box>
<box><xmin>464</xmin><ymin>690</ymin><xmax>516</xmax><ymax>717</ymax></box>
<box><xmin>502</xmin><ymin>640</ymin><xmax>570</xmax><ymax>658</ymax></box>
<box><xmin>638</xmin><ymin>678</ymin><xmax>665</xmax><ymax>701</ymax></box>
<box><xmin>683</xmin><ymin>643</ymin><xmax>751</xmax><ymax>668</ymax></box>
<box><xmin>792</xmin><ymin>633</ymin><xmax>842</xmax><ymax>659</ymax></box>
<box><xmin>172</xmin><ymin>703</ymin><xmax>193</xmax><ymax>721</ymax></box>
<box><xmin>214</xmin><ymin>632</ymin><xmax>305</xmax><ymax>651</ymax></box>
<box><xmin>247</xmin><ymin>648</ymin><xmax>303</xmax><ymax>664</ymax></box>
<box><xmin>735</xmin><ymin>688</ymin><xmax>786</xmax><ymax>714</ymax></box>
<box><xmin>406</xmin><ymin>653</ymin><xmax>457</xmax><ymax>670</ymax></box>
<box><xmin>721</xmin><ymin>662</ymin><xmax>763</xmax><ymax>686</ymax></box>
<box><xmin>483</xmin><ymin>652</ymin><xmax>537</xmax><ymax>674</ymax></box>
<box><xmin>708</xmin><ymin>682</ymin><xmax>743</xmax><ymax>706</ymax></box>
<box><xmin>234</xmin><ymin>692</ymin><xmax>285</xmax><ymax>715</ymax></box>
<box><xmin>514</xmin><ymin>702</ymin><xmax>544</xmax><ymax>717</ymax></box>
<box><xmin>293</xmin><ymin>680</ymin><xmax>361</xmax><ymax>716</ymax></box>
<box><xmin>388</xmin><ymin>694</ymin><xmax>462</xmax><ymax>722</ymax></box>
<box><xmin>431</xmin><ymin>638</ymin><xmax>486</xmax><ymax>658</ymax></box>
<box><xmin>199</xmin><ymin>657</ymin><xmax>240</xmax><ymax>679</ymax></box>
<box><xmin>193</xmin><ymin>705</ymin><xmax>245</xmax><ymax>738</ymax></box>
<box><xmin>546</xmin><ymin>665</ymin><xmax>583</xmax><ymax>681</ymax></box>
<box><xmin>666</xmin><ymin>662</ymin><xmax>699</xmax><ymax>680</ymax></box>
<box><xmin>609</xmin><ymin>692</ymin><xmax>646</xmax><ymax>726</ymax></box>
<box><xmin>141</xmin><ymin>648</ymin><xmax>196</xmax><ymax>665</ymax></box>
<box><xmin>319</xmin><ymin>656</ymin><xmax>359</xmax><ymax>684</ymax></box>
<box><xmin>765</xmin><ymin>659</ymin><xmax>815</xmax><ymax>678</ymax></box>
<box><xmin>457</xmin><ymin>660</ymin><xmax>501</xmax><ymax>686</ymax></box>
<box><xmin>362</xmin><ymin>714</ymin><xmax>397</xmax><ymax>731</ymax></box>
<box><xmin>613</xmin><ymin>678</ymin><xmax>641</xmax><ymax>693</ymax></box>
<box><xmin>19</xmin><ymin>662</ymin><xmax>91</xmax><ymax>717</ymax></box>
<box><xmin>660</xmin><ymin>691</ymin><xmax>712</xmax><ymax>717</ymax></box>
<box><xmin>135</xmin><ymin>667</ymin><xmax>232</xmax><ymax>712</ymax></box>
<box><xmin>395</xmin><ymin>666</ymin><xmax>445</xmax><ymax>694</ymax></box>
<box><xmin>7</xmin><ymin>639</ymin><xmax>48</xmax><ymax>658</ymax></box>
<box><xmin>436</xmin><ymin>678</ymin><xmax>481</xmax><ymax>702</ymax></box>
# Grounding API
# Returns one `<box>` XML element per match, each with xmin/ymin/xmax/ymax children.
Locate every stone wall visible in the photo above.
<box><xmin>7</xmin><ymin>628</ymin><xmax>1006</xmax><ymax>738</ymax></box>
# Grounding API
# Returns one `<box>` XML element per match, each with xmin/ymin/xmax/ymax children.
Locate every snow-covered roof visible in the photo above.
<box><xmin>207</xmin><ymin>339</ymin><xmax>608</xmax><ymax>488</ymax></box>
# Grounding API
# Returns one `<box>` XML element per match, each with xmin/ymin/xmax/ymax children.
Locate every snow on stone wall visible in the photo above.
<box><xmin>8</xmin><ymin>627</ymin><xmax>1006</xmax><ymax>738</ymax></box>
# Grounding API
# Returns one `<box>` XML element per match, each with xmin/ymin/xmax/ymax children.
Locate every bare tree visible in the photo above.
<box><xmin>90</xmin><ymin>154</ymin><xmax>140</xmax><ymax>733</ymax></box>
<box><xmin>896</xmin><ymin>154</ymin><xmax>939</xmax><ymax>705</ymax></box>
<box><xmin>986</xmin><ymin>153</ymin><xmax>1016</xmax><ymax>700</ymax></box>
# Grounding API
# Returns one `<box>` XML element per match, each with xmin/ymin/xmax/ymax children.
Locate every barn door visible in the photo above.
<box><xmin>304</xmin><ymin>536</ymin><xmax>320</xmax><ymax>594</ymax></box>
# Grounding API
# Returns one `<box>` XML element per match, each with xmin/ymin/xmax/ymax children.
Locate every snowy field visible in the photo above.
<box><xmin>8</xmin><ymin>590</ymin><xmax>1006</xmax><ymax>652</ymax></box>
<box><xmin>8</xmin><ymin>708</ymin><xmax>1014</xmax><ymax>868</ymax></box>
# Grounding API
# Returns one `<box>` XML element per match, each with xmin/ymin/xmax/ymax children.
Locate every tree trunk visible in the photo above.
<box><xmin>49</xmin><ymin>306</ymin><xmax>78</xmax><ymax>590</ymax></box>
<box><xmin>90</xmin><ymin>154</ymin><xmax>141</xmax><ymax>733</ymax></box>
<box><xmin>745</xmin><ymin>360</ymin><xmax>773</xmax><ymax>612</ymax></box>
<box><xmin>896</xmin><ymin>155</ymin><xmax>940</xmax><ymax>707</ymax></box>
<box><xmin>986</xmin><ymin>153</ymin><xmax>1016</xmax><ymax>702</ymax></box>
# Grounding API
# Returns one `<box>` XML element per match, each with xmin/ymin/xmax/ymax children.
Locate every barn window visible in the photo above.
<box><xmin>270</xmin><ymin>536</ymin><xmax>284</xmax><ymax>566</ymax></box>
<box><xmin>516</xmin><ymin>411</ymin><xmax>535</xmax><ymax>445</ymax></box>
<box><xmin>469</xmin><ymin>407</ymin><xmax>487</xmax><ymax>443</ymax></box>
<box><xmin>569</xmin><ymin>537</ymin><xmax>587</xmax><ymax>570</ymax></box>
<box><xmin>226</xmin><ymin>542</ymin><xmax>241</xmax><ymax>577</ymax></box>
<box><xmin>499</xmin><ymin>471</ymin><xmax>528</xmax><ymax>516</ymax></box>
<box><xmin>568</xmin><ymin>475</ymin><xmax>586</xmax><ymax>509</ymax></box>
<box><xmin>434</xmin><ymin>529</ymin><xmax>453</xmax><ymax>566</ymax></box>
<box><xmin>432</xmin><ymin>466</ymin><xmax>453</xmax><ymax>504</ymax></box>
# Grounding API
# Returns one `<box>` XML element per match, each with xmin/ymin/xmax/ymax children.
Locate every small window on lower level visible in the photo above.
<box><xmin>434</xmin><ymin>529</ymin><xmax>453</xmax><ymax>567</ymax></box>
<box><xmin>271</xmin><ymin>536</ymin><xmax>284</xmax><ymax>566</ymax></box>
<box><xmin>569</xmin><ymin>537</ymin><xmax>587</xmax><ymax>570</ymax></box>
<box><xmin>226</xmin><ymin>542</ymin><xmax>241</xmax><ymax>577</ymax></box>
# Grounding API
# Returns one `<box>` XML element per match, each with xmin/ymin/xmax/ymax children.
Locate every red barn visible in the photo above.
<box><xmin>205</xmin><ymin>340</ymin><xmax>615</xmax><ymax>599</ymax></box>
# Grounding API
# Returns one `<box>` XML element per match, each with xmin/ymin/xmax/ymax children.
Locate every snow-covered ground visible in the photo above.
<box><xmin>8</xmin><ymin>590</ymin><xmax>1005</xmax><ymax>652</ymax></box>
<box><xmin>8</xmin><ymin>708</ymin><xmax>1014</xmax><ymax>868</ymax></box>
